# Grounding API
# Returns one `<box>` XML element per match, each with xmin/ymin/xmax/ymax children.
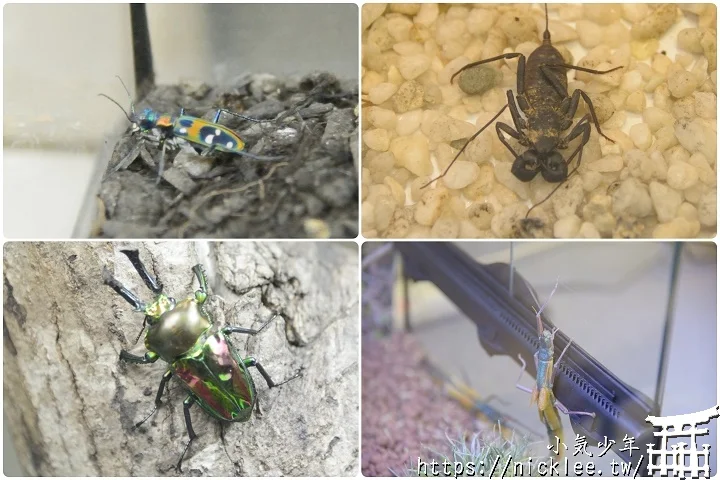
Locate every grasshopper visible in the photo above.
<box><xmin>515</xmin><ymin>279</ymin><xmax>595</xmax><ymax>459</ymax></box>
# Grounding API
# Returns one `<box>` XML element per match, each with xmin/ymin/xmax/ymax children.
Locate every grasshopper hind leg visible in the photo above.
<box><xmin>554</xmin><ymin>400</ymin><xmax>596</xmax><ymax>418</ymax></box>
<box><xmin>514</xmin><ymin>354</ymin><xmax>533</xmax><ymax>395</ymax></box>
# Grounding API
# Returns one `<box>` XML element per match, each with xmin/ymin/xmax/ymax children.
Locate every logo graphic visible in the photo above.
<box><xmin>646</xmin><ymin>404</ymin><xmax>719</xmax><ymax>479</ymax></box>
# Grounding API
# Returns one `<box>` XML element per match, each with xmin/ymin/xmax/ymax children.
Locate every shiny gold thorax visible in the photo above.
<box><xmin>146</xmin><ymin>297</ymin><xmax>212</xmax><ymax>361</ymax></box>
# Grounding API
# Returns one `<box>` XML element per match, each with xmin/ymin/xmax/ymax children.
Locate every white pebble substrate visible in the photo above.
<box><xmin>361</xmin><ymin>3</ymin><xmax>717</xmax><ymax>239</ymax></box>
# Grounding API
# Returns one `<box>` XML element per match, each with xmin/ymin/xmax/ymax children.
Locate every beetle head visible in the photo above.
<box><xmin>135</xmin><ymin>108</ymin><xmax>159</xmax><ymax>132</ymax></box>
<box><xmin>143</xmin><ymin>293</ymin><xmax>176</xmax><ymax>322</ymax></box>
<box><xmin>534</xmin><ymin>135</ymin><xmax>557</xmax><ymax>154</ymax></box>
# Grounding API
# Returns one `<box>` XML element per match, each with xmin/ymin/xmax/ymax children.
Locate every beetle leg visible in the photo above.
<box><xmin>199</xmin><ymin>146</ymin><xmax>216</xmax><ymax>157</ymax></box>
<box><xmin>560</xmin><ymin>114</ymin><xmax>591</xmax><ymax>173</ymax></box>
<box><xmin>140</xmin><ymin>133</ymin><xmax>162</xmax><ymax>144</ymax></box>
<box><xmin>578</xmin><ymin>90</ymin><xmax>615</xmax><ymax>143</ymax></box>
<box><xmin>506</xmin><ymin>90</ymin><xmax>528</xmax><ymax>131</ymax></box>
<box><xmin>176</xmin><ymin>396</ymin><xmax>197</xmax><ymax>473</ymax></box>
<box><xmin>119</xmin><ymin>350</ymin><xmax>158</xmax><ymax>364</ymax></box>
<box><xmin>156</xmin><ymin>140</ymin><xmax>167</xmax><ymax>185</ymax></box>
<box><xmin>223</xmin><ymin>326</ymin><xmax>264</xmax><ymax>335</ymax></box>
<box><xmin>544</xmin><ymin>61</ymin><xmax>624</xmax><ymax>104</ymax></box>
<box><xmin>131</xmin><ymin>317</ymin><xmax>148</xmax><ymax>345</ymax></box>
<box><xmin>546</xmin><ymin>63</ymin><xmax>623</xmax><ymax>76</ymax></box>
<box><xmin>102</xmin><ymin>267</ymin><xmax>146</xmax><ymax>311</ymax></box>
<box><xmin>134</xmin><ymin>370</ymin><xmax>173</xmax><ymax>429</ymax></box>
<box><xmin>244</xmin><ymin>357</ymin><xmax>303</xmax><ymax>388</ymax></box>
<box><xmin>565</xmin><ymin>89</ymin><xmax>615</xmax><ymax>143</ymax></box>
<box><xmin>496</xmin><ymin>122</ymin><xmax>525</xmax><ymax>157</ymax></box>
<box><xmin>421</xmin><ymin>104</ymin><xmax>509</xmax><ymax>189</ymax></box>
<box><xmin>538</xmin><ymin>65</ymin><xmax>570</xmax><ymax>100</ymax></box>
<box><xmin>222</xmin><ymin>314</ymin><xmax>278</xmax><ymax>336</ymax></box>
<box><xmin>559</xmin><ymin>97</ymin><xmax>571</xmax><ymax>115</ymax></box>
<box><xmin>191</xmin><ymin>264</ymin><xmax>209</xmax><ymax>303</ymax></box>
<box><xmin>450</xmin><ymin>53</ymin><xmax>523</xmax><ymax>86</ymax></box>
<box><xmin>213</xmin><ymin>108</ymin><xmax>266</xmax><ymax>124</ymax></box>
<box><xmin>232</xmin><ymin>150</ymin><xmax>287</xmax><ymax>162</ymax></box>
<box><xmin>120</xmin><ymin>249</ymin><xmax>163</xmax><ymax>294</ymax></box>
<box><xmin>138</xmin><ymin>145</ymin><xmax>157</xmax><ymax>170</ymax></box>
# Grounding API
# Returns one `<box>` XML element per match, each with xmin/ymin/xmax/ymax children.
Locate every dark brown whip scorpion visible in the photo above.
<box><xmin>422</xmin><ymin>4</ymin><xmax>623</xmax><ymax>219</ymax></box>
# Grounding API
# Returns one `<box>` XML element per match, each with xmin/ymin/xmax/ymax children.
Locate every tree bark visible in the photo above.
<box><xmin>4</xmin><ymin>241</ymin><xmax>359</xmax><ymax>476</ymax></box>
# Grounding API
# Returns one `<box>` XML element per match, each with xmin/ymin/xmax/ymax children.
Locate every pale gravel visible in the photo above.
<box><xmin>362</xmin><ymin>3</ymin><xmax>717</xmax><ymax>239</ymax></box>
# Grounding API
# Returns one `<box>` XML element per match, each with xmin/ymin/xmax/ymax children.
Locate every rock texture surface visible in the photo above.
<box><xmin>3</xmin><ymin>241</ymin><xmax>358</xmax><ymax>476</ymax></box>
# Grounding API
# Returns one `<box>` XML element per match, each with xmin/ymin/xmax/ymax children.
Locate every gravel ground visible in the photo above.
<box><xmin>361</xmin><ymin>4</ymin><xmax>716</xmax><ymax>239</ymax></box>
<box><xmin>361</xmin><ymin>332</ymin><xmax>478</xmax><ymax>476</ymax></box>
<box><xmin>93</xmin><ymin>72</ymin><xmax>358</xmax><ymax>239</ymax></box>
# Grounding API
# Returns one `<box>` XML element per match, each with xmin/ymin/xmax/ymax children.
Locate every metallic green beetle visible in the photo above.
<box><xmin>103</xmin><ymin>249</ymin><xmax>301</xmax><ymax>472</ymax></box>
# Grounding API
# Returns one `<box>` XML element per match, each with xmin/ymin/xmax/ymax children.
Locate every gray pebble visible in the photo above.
<box><xmin>304</xmin><ymin>194</ymin><xmax>325</xmax><ymax>216</ymax></box>
<box><xmin>316</xmin><ymin>176</ymin><xmax>356</xmax><ymax>208</ymax></box>
<box><xmin>178</xmin><ymin>80</ymin><xmax>211</xmax><ymax>100</ymax></box>
<box><xmin>99</xmin><ymin>171</ymin><xmax>168</xmax><ymax>223</ymax></box>
<box><xmin>173</xmin><ymin>151</ymin><xmax>214</xmax><ymax>177</ymax></box>
<box><xmin>457</xmin><ymin>65</ymin><xmax>502</xmax><ymax>95</ymax></box>
<box><xmin>299</xmin><ymin>102</ymin><xmax>335</xmax><ymax>117</ymax></box>
<box><xmin>270</xmin><ymin>127</ymin><xmax>300</xmax><ymax>147</ymax></box>
<box><xmin>101</xmin><ymin>221</ymin><xmax>164</xmax><ymax>238</ymax></box>
<box><xmin>322</xmin><ymin>108</ymin><xmax>355</xmax><ymax>154</ymax></box>
<box><xmin>162</xmin><ymin>167</ymin><xmax>197</xmax><ymax>195</ymax></box>
<box><xmin>242</xmin><ymin>98</ymin><xmax>286</xmax><ymax>119</ymax></box>
<box><xmin>249</xmin><ymin>74</ymin><xmax>281</xmax><ymax>99</ymax></box>
<box><xmin>350</xmin><ymin>127</ymin><xmax>359</xmax><ymax>169</ymax></box>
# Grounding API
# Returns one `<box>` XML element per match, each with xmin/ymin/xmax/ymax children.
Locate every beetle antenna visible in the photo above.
<box><xmin>525</xmin><ymin>174</ymin><xmax>572</xmax><ymax>219</ymax></box>
<box><xmin>233</xmin><ymin>150</ymin><xmax>287</xmax><ymax>162</ymax></box>
<box><xmin>98</xmin><ymin>93</ymin><xmax>135</xmax><ymax>123</ymax></box>
<box><xmin>115</xmin><ymin>75</ymin><xmax>136</xmax><ymax>117</ymax></box>
<box><xmin>133</xmin><ymin>318</ymin><xmax>148</xmax><ymax>345</ymax></box>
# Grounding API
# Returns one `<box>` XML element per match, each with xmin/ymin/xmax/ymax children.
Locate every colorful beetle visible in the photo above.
<box><xmin>103</xmin><ymin>249</ymin><xmax>301</xmax><ymax>471</ymax></box>
<box><xmin>100</xmin><ymin>77</ymin><xmax>284</xmax><ymax>183</ymax></box>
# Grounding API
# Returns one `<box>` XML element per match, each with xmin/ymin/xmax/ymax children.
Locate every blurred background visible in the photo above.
<box><xmin>3</xmin><ymin>3</ymin><xmax>358</xmax><ymax>239</ymax></box>
<box><xmin>362</xmin><ymin>242</ymin><xmax>717</xmax><ymax>476</ymax></box>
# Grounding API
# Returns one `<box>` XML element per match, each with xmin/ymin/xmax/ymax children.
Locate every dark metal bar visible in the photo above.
<box><xmin>508</xmin><ymin>242</ymin><xmax>515</xmax><ymax>296</ymax></box>
<box><xmin>394</xmin><ymin>242</ymin><xmax>659</xmax><ymax>469</ymax></box>
<box><xmin>402</xmin><ymin>258</ymin><xmax>411</xmax><ymax>332</ymax></box>
<box><xmin>654</xmin><ymin>242</ymin><xmax>683</xmax><ymax>411</ymax></box>
<box><xmin>130</xmin><ymin>4</ymin><xmax>155</xmax><ymax>99</ymax></box>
